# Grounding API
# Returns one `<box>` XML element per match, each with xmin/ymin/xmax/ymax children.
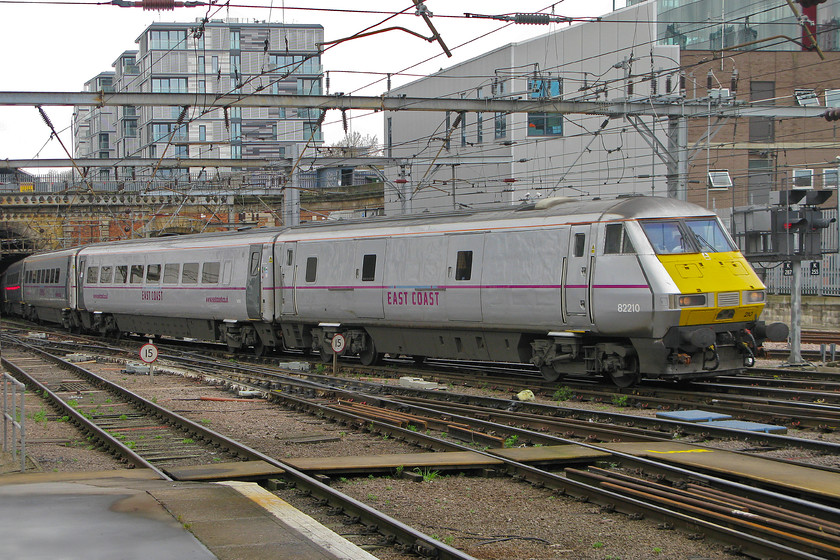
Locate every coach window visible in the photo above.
<box><xmin>604</xmin><ymin>224</ymin><xmax>635</xmax><ymax>254</ymax></box>
<box><xmin>361</xmin><ymin>254</ymin><xmax>376</xmax><ymax>281</ymax></box>
<box><xmin>146</xmin><ymin>264</ymin><xmax>161</xmax><ymax>283</ymax></box>
<box><xmin>100</xmin><ymin>266</ymin><xmax>113</xmax><ymax>283</ymax></box>
<box><xmin>86</xmin><ymin>266</ymin><xmax>99</xmax><ymax>284</ymax></box>
<box><xmin>305</xmin><ymin>257</ymin><xmax>317</xmax><ymax>282</ymax></box>
<box><xmin>55</xmin><ymin>269</ymin><xmax>61</xmax><ymax>283</ymax></box>
<box><xmin>286</xmin><ymin>250</ymin><xmax>293</xmax><ymax>266</ymax></box>
<box><xmin>115</xmin><ymin>265</ymin><xmax>128</xmax><ymax>283</ymax></box>
<box><xmin>574</xmin><ymin>233</ymin><xmax>586</xmax><ymax>257</ymax></box>
<box><xmin>163</xmin><ymin>263</ymin><xmax>180</xmax><ymax>284</ymax></box>
<box><xmin>455</xmin><ymin>251</ymin><xmax>473</xmax><ymax>281</ymax></box>
<box><xmin>130</xmin><ymin>265</ymin><xmax>145</xmax><ymax>284</ymax></box>
<box><xmin>182</xmin><ymin>263</ymin><xmax>199</xmax><ymax>284</ymax></box>
<box><xmin>202</xmin><ymin>262</ymin><xmax>220</xmax><ymax>284</ymax></box>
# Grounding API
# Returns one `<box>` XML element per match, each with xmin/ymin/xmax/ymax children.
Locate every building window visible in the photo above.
<box><xmin>229</xmin><ymin>29</ymin><xmax>240</xmax><ymax>50</ymax></box>
<box><xmin>230</xmin><ymin>122</ymin><xmax>241</xmax><ymax>141</ymax></box>
<box><xmin>304</xmin><ymin>121</ymin><xmax>322</xmax><ymax>142</ymax></box>
<box><xmin>297</xmin><ymin>78</ymin><xmax>322</xmax><ymax>96</ymax></box>
<box><xmin>230</xmin><ymin>107</ymin><xmax>241</xmax><ymax>119</ymax></box>
<box><xmin>123</xmin><ymin>105</ymin><xmax>136</xmax><ymax>117</ymax></box>
<box><xmin>122</xmin><ymin>120</ymin><xmax>137</xmax><ymax>138</ymax></box>
<box><xmin>826</xmin><ymin>89</ymin><xmax>840</xmax><ymax>107</ymax></box>
<box><xmin>230</xmin><ymin>55</ymin><xmax>241</xmax><ymax>76</ymax></box>
<box><xmin>231</xmin><ymin>145</ymin><xmax>242</xmax><ymax>159</ymax></box>
<box><xmin>151</xmin><ymin>78</ymin><xmax>187</xmax><ymax>93</ymax></box>
<box><xmin>749</xmin><ymin>81</ymin><xmax>775</xmax><ymax>142</ymax></box>
<box><xmin>197</xmin><ymin>56</ymin><xmax>205</xmax><ymax>74</ymax></box>
<box><xmin>150</xmin><ymin>123</ymin><xmax>187</xmax><ymax>142</ymax></box>
<box><xmin>150</xmin><ymin>30</ymin><xmax>186</xmax><ymax>50</ymax></box>
<box><xmin>476</xmin><ymin>112</ymin><xmax>483</xmax><ymax>144</ymax></box>
<box><xmin>747</xmin><ymin>158</ymin><xmax>773</xmax><ymax>206</ymax></box>
<box><xmin>198</xmin><ymin>80</ymin><xmax>205</xmax><ymax>93</ymax></box>
<box><xmin>212</xmin><ymin>56</ymin><xmax>219</xmax><ymax>74</ymax></box>
<box><xmin>494</xmin><ymin>113</ymin><xmax>506</xmax><ymax>139</ymax></box>
<box><xmin>271</xmin><ymin>123</ymin><xmax>278</xmax><ymax>141</ymax></box>
<box><xmin>527</xmin><ymin>78</ymin><xmax>563</xmax><ymax>137</ymax></box>
<box><xmin>199</xmin><ymin>125</ymin><xmax>206</xmax><ymax>142</ymax></box>
<box><xmin>98</xmin><ymin>133</ymin><xmax>109</xmax><ymax>150</ymax></box>
<box><xmin>792</xmin><ymin>169</ymin><xmax>813</xmax><ymax>188</ymax></box>
<box><xmin>148</xmin><ymin>144</ymin><xmax>156</xmax><ymax>158</ymax></box>
<box><xmin>824</xmin><ymin>168</ymin><xmax>838</xmax><ymax>189</ymax></box>
<box><xmin>460</xmin><ymin>110</ymin><xmax>467</xmax><ymax>148</ymax></box>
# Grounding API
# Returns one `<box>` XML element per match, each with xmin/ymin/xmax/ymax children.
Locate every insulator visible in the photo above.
<box><xmin>665</xmin><ymin>74</ymin><xmax>673</xmax><ymax>93</ymax></box>
<box><xmin>627</xmin><ymin>80</ymin><xmax>634</xmax><ymax>96</ymax></box>
<box><xmin>706</xmin><ymin>69</ymin><xmax>714</xmax><ymax>91</ymax></box>
<box><xmin>679</xmin><ymin>72</ymin><xmax>686</xmax><ymax>94</ymax></box>
<box><xmin>37</xmin><ymin>106</ymin><xmax>54</xmax><ymax>130</ymax></box>
<box><xmin>341</xmin><ymin>109</ymin><xmax>348</xmax><ymax>133</ymax></box>
<box><xmin>514</xmin><ymin>13</ymin><xmax>552</xmax><ymax>25</ymax></box>
<box><xmin>141</xmin><ymin>0</ymin><xmax>175</xmax><ymax>11</ymax></box>
<box><xmin>650</xmin><ymin>74</ymin><xmax>657</xmax><ymax>95</ymax></box>
<box><xmin>730</xmin><ymin>68</ymin><xmax>739</xmax><ymax>93</ymax></box>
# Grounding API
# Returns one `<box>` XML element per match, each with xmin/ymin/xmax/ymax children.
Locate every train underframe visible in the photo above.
<box><xmin>28</xmin><ymin>306</ymin><xmax>784</xmax><ymax>388</ymax></box>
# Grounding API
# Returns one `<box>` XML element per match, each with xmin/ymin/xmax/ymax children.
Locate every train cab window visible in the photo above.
<box><xmin>86</xmin><ymin>267</ymin><xmax>99</xmax><ymax>284</ymax></box>
<box><xmin>305</xmin><ymin>257</ymin><xmax>317</xmax><ymax>282</ymax></box>
<box><xmin>182</xmin><ymin>263</ymin><xmax>199</xmax><ymax>284</ymax></box>
<box><xmin>361</xmin><ymin>254</ymin><xmax>376</xmax><ymax>281</ymax></box>
<box><xmin>115</xmin><ymin>266</ymin><xmax>128</xmax><ymax>283</ymax></box>
<box><xmin>455</xmin><ymin>251</ymin><xmax>473</xmax><ymax>281</ymax></box>
<box><xmin>100</xmin><ymin>266</ymin><xmax>113</xmax><ymax>283</ymax></box>
<box><xmin>641</xmin><ymin>221</ymin><xmax>688</xmax><ymax>255</ymax></box>
<box><xmin>684</xmin><ymin>219</ymin><xmax>735</xmax><ymax>253</ymax></box>
<box><xmin>573</xmin><ymin>234</ymin><xmax>586</xmax><ymax>257</ymax></box>
<box><xmin>202</xmin><ymin>262</ymin><xmax>220</xmax><ymax>284</ymax></box>
<box><xmin>604</xmin><ymin>224</ymin><xmax>635</xmax><ymax>254</ymax></box>
<box><xmin>130</xmin><ymin>265</ymin><xmax>145</xmax><ymax>284</ymax></box>
<box><xmin>163</xmin><ymin>264</ymin><xmax>180</xmax><ymax>284</ymax></box>
<box><xmin>146</xmin><ymin>264</ymin><xmax>161</xmax><ymax>283</ymax></box>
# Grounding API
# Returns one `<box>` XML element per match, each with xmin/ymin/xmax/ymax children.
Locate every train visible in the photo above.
<box><xmin>1</xmin><ymin>195</ymin><xmax>788</xmax><ymax>387</ymax></box>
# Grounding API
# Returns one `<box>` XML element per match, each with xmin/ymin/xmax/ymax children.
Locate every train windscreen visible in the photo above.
<box><xmin>641</xmin><ymin>218</ymin><xmax>734</xmax><ymax>255</ymax></box>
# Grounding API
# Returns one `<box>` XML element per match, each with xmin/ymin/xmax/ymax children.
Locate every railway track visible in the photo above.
<box><xmin>9</xmin><ymin>326</ymin><xmax>840</xmax><ymax>558</ymax></box>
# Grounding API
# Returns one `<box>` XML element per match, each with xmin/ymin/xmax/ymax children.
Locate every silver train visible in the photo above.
<box><xmin>1</xmin><ymin>196</ymin><xmax>787</xmax><ymax>386</ymax></box>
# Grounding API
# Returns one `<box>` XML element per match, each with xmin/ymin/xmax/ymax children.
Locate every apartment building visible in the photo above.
<box><xmin>74</xmin><ymin>19</ymin><xmax>324</xmax><ymax>182</ymax></box>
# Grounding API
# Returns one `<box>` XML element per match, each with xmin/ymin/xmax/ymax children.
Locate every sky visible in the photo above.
<box><xmin>0</xmin><ymin>0</ymin><xmax>623</xmax><ymax>171</ymax></box>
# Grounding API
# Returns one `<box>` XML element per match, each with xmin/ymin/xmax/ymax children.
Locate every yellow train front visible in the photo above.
<box><xmin>587</xmin><ymin>197</ymin><xmax>788</xmax><ymax>386</ymax></box>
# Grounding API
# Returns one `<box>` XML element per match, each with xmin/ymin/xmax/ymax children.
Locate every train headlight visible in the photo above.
<box><xmin>672</xmin><ymin>294</ymin><xmax>707</xmax><ymax>308</ymax></box>
<box><xmin>743</xmin><ymin>290</ymin><xmax>766</xmax><ymax>304</ymax></box>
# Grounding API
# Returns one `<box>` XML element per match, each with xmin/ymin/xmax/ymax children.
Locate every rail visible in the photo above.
<box><xmin>2</xmin><ymin>371</ymin><xmax>26</xmax><ymax>471</ymax></box>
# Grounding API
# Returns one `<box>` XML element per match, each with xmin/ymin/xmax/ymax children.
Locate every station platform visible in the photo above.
<box><xmin>0</xmin><ymin>466</ymin><xmax>378</xmax><ymax>560</ymax></box>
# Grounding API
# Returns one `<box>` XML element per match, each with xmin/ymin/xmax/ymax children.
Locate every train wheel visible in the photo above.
<box><xmin>539</xmin><ymin>364</ymin><xmax>564</xmax><ymax>382</ymax></box>
<box><xmin>606</xmin><ymin>357</ymin><xmax>640</xmax><ymax>388</ymax></box>
<box><xmin>359</xmin><ymin>336</ymin><xmax>383</xmax><ymax>366</ymax></box>
<box><xmin>412</xmin><ymin>355</ymin><xmax>426</xmax><ymax>365</ymax></box>
<box><xmin>253</xmin><ymin>339</ymin><xmax>266</xmax><ymax>358</ymax></box>
<box><xmin>319</xmin><ymin>346</ymin><xmax>333</xmax><ymax>363</ymax></box>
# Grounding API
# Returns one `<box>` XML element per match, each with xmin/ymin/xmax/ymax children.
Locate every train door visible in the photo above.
<box><xmin>563</xmin><ymin>225</ymin><xmax>593</xmax><ymax>323</ymax></box>
<box><xmin>77</xmin><ymin>257</ymin><xmax>87</xmax><ymax>311</ymax></box>
<box><xmin>259</xmin><ymin>241</ymin><xmax>275</xmax><ymax>321</ymax></box>
<box><xmin>445</xmin><ymin>233</ymin><xmax>484</xmax><ymax>322</ymax></box>
<box><xmin>354</xmin><ymin>238</ymin><xmax>386</xmax><ymax>318</ymax></box>
<box><xmin>279</xmin><ymin>241</ymin><xmax>298</xmax><ymax>316</ymax></box>
<box><xmin>245</xmin><ymin>244</ymin><xmax>262</xmax><ymax>320</ymax></box>
<box><xmin>67</xmin><ymin>253</ymin><xmax>77</xmax><ymax>311</ymax></box>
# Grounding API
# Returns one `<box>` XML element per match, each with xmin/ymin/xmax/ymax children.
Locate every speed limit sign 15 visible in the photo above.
<box><xmin>331</xmin><ymin>334</ymin><xmax>346</xmax><ymax>354</ymax></box>
<box><xmin>140</xmin><ymin>343</ymin><xmax>159</xmax><ymax>364</ymax></box>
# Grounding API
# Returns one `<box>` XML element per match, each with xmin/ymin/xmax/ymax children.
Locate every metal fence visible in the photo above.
<box><xmin>2</xmin><ymin>372</ymin><xmax>26</xmax><ymax>472</ymax></box>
